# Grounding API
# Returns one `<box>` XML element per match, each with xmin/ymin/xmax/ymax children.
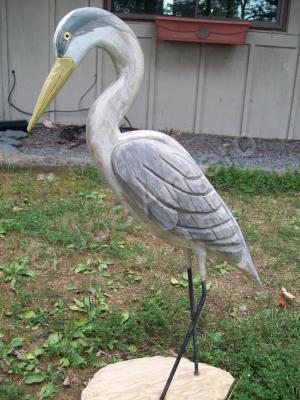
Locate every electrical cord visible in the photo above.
<box><xmin>8</xmin><ymin>69</ymin><xmax>96</xmax><ymax>115</ymax></box>
<box><xmin>8</xmin><ymin>69</ymin><xmax>135</xmax><ymax>133</ymax></box>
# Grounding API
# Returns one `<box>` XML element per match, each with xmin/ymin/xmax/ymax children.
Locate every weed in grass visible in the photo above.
<box><xmin>12</xmin><ymin>173</ymin><xmax>35</xmax><ymax>199</ymax></box>
<box><xmin>142</xmin><ymin>250</ymin><xmax>156</xmax><ymax>270</ymax></box>
<box><xmin>0</xmin><ymin>257</ymin><xmax>35</xmax><ymax>292</ymax></box>
<box><xmin>0</xmin><ymin>384</ymin><xmax>34</xmax><ymax>400</ymax></box>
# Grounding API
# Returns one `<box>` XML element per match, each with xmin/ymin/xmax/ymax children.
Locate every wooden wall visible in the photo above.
<box><xmin>1</xmin><ymin>0</ymin><xmax>300</xmax><ymax>140</ymax></box>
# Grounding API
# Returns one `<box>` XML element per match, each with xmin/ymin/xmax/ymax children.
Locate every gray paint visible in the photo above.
<box><xmin>51</xmin><ymin>8</ymin><xmax>260</xmax><ymax>284</ymax></box>
<box><xmin>55</xmin><ymin>7</ymin><xmax>131</xmax><ymax>57</ymax></box>
<box><xmin>112</xmin><ymin>139</ymin><xmax>245</xmax><ymax>264</ymax></box>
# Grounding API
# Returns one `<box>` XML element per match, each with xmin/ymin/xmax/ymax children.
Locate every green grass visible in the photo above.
<box><xmin>207</xmin><ymin>166</ymin><xmax>300</xmax><ymax>195</ymax></box>
<box><xmin>0</xmin><ymin>384</ymin><xmax>33</xmax><ymax>400</ymax></box>
<box><xmin>203</xmin><ymin>309</ymin><xmax>300</xmax><ymax>400</ymax></box>
<box><xmin>0</xmin><ymin>166</ymin><xmax>299</xmax><ymax>399</ymax></box>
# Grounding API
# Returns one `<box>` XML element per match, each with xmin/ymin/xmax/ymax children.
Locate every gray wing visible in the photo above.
<box><xmin>111</xmin><ymin>138</ymin><xmax>244</xmax><ymax>262</ymax></box>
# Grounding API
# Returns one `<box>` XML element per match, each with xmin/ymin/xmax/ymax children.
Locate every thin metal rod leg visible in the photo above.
<box><xmin>187</xmin><ymin>267</ymin><xmax>199</xmax><ymax>375</ymax></box>
<box><xmin>160</xmin><ymin>281</ymin><xmax>207</xmax><ymax>400</ymax></box>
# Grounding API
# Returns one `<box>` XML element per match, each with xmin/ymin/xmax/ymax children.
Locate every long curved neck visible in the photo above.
<box><xmin>86</xmin><ymin>28</ymin><xmax>144</xmax><ymax>183</ymax></box>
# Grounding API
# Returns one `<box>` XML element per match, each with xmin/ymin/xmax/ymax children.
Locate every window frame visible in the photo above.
<box><xmin>104</xmin><ymin>0</ymin><xmax>290</xmax><ymax>31</ymax></box>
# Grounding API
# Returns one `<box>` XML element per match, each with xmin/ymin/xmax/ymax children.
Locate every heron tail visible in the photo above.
<box><xmin>238</xmin><ymin>245</ymin><xmax>262</xmax><ymax>287</ymax></box>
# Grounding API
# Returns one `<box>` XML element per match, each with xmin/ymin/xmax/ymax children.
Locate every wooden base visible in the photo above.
<box><xmin>81</xmin><ymin>356</ymin><xmax>235</xmax><ymax>400</ymax></box>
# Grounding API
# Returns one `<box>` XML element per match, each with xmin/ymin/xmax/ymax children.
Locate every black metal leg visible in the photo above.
<box><xmin>160</xmin><ymin>281</ymin><xmax>207</xmax><ymax>400</ymax></box>
<box><xmin>187</xmin><ymin>267</ymin><xmax>199</xmax><ymax>375</ymax></box>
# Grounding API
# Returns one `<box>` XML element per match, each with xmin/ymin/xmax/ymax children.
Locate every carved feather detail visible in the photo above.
<box><xmin>112</xmin><ymin>138</ymin><xmax>247</xmax><ymax>264</ymax></box>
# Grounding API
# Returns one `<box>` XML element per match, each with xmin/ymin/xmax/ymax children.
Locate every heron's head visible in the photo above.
<box><xmin>28</xmin><ymin>7</ymin><xmax>132</xmax><ymax>131</ymax></box>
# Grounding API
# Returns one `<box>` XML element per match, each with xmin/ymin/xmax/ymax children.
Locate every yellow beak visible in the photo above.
<box><xmin>27</xmin><ymin>57</ymin><xmax>76</xmax><ymax>132</ymax></box>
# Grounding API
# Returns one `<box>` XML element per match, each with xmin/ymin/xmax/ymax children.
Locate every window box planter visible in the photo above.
<box><xmin>155</xmin><ymin>16</ymin><xmax>250</xmax><ymax>45</ymax></box>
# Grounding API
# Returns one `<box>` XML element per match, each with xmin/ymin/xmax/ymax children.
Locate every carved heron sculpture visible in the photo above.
<box><xmin>28</xmin><ymin>8</ymin><xmax>261</xmax><ymax>399</ymax></box>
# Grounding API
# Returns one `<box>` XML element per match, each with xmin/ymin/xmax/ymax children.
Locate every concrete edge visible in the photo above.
<box><xmin>0</xmin><ymin>153</ymin><xmax>290</xmax><ymax>174</ymax></box>
<box><xmin>0</xmin><ymin>153</ymin><xmax>93</xmax><ymax>171</ymax></box>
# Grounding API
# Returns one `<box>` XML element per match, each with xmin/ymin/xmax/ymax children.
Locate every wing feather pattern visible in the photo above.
<box><xmin>112</xmin><ymin>138</ymin><xmax>245</xmax><ymax>263</ymax></box>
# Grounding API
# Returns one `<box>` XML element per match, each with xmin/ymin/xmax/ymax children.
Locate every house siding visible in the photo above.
<box><xmin>0</xmin><ymin>0</ymin><xmax>299</xmax><ymax>140</ymax></box>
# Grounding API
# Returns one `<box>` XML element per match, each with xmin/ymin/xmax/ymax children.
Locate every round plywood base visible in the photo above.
<box><xmin>81</xmin><ymin>356</ymin><xmax>235</xmax><ymax>400</ymax></box>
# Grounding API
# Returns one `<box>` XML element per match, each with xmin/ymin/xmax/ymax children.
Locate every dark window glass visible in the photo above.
<box><xmin>111</xmin><ymin>1</ymin><xmax>196</xmax><ymax>17</ymax></box>
<box><xmin>198</xmin><ymin>0</ymin><xmax>279</xmax><ymax>22</ymax></box>
<box><xmin>109</xmin><ymin>0</ymin><xmax>286</xmax><ymax>29</ymax></box>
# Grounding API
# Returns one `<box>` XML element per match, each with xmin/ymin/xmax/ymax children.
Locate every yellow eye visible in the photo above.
<box><xmin>64</xmin><ymin>32</ymin><xmax>72</xmax><ymax>41</ymax></box>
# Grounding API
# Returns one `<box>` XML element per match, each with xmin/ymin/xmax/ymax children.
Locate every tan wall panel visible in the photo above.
<box><xmin>54</xmin><ymin>0</ymin><xmax>97</xmax><ymax>124</ymax></box>
<box><xmin>0</xmin><ymin>57</ymin><xmax>3</xmax><ymax>119</ymax></box>
<box><xmin>292</xmin><ymin>102</ymin><xmax>300</xmax><ymax>140</ymax></box>
<box><xmin>0</xmin><ymin>1</ymin><xmax>4</xmax><ymax>119</ymax></box>
<box><xmin>6</xmin><ymin>0</ymin><xmax>50</xmax><ymax>120</ymax></box>
<box><xmin>288</xmin><ymin>0</ymin><xmax>300</xmax><ymax>35</ymax></box>
<box><xmin>246</xmin><ymin>46</ymin><xmax>298</xmax><ymax>139</ymax></box>
<box><xmin>200</xmin><ymin>44</ymin><xmax>249</xmax><ymax>136</ymax></box>
<box><xmin>292</xmin><ymin>62</ymin><xmax>300</xmax><ymax>140</ymax></box>
<box><xmin>153</xmin><ymin>41</ymin><xmax>200</xmax><ymax>133</ymax></box>
<box><xmin>126</xmin><ymin>37</ymin><xmax>152</xmax><ymax>129</ymax></box>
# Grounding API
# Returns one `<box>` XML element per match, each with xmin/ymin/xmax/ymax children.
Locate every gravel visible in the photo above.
<box><xmin>4</xmin><ymin>126</ymin><xmax>300</xmax><ymax>171</ymax></box>
<box><xmin>174</xmin><ymin>132</ymin><xmax>300</xmax><ymax>171</ymax></box>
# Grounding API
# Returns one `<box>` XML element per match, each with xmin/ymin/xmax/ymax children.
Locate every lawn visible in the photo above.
<box><xmin>0</xmin><ymin>166</ymin><xmax>299</xmax><ymax>400</ymax></box>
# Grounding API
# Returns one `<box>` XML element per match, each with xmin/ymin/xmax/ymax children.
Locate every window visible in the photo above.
<box><xmin>105</xmin><ymin>1</ymin><xmax>289</xmax><ymax>30</ymax></box>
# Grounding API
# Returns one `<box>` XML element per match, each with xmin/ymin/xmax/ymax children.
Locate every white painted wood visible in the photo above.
<box><xmin>200</xmin><ymin>44</ymin><xmax>249</xmax><ymax>136</ymax></box>
<box><xmin>54</xmin><ymin>0</ymin><xmax>97</xmax><ymax>124</ymax></box>
<box><xmin>102</xmin><ymin>51</ymin><xmax>116</xmax><ymax>93</ymax></box>
<box><xmin>82</xmin><ymin>8</ymin><xmax>260</xmax><ymax>283</ymax></box>
<box><xmin>153</xmin><ymin>41</ymin><xmax>200</xmax><ymax>133</ymax></box>
<box><xmin>101</xmin><ymin>28</ymin><xmax>152</xmax><ymax>129</ymax></box>
<box><xmin>246</xmin><ymin>45</ymin><xmax>298</xmax><ymax>139</ymax></box>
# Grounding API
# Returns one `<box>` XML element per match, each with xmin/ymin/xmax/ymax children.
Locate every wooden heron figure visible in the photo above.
<box><xmin>28</xmin><ymin>8</ymin><xmax>261</xmax><ymax>399</ymax></box>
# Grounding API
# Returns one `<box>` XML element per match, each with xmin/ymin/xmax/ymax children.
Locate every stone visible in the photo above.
<box><xmin>63</xmin><ymin>377</ymin><xmax>71</xmax><ymax>387</ymax></box>
<box><xmin>0</xmin><ymin>137</ymin><xmax>22</xmax><ymax>146</ymax></box>
<box><xmin>0</xmin><ymin>130</ymin><xmax>28</xmax><ymax>139</ymax></box>
<box><xmin>0</xmin><ymin>143</ymin><xmax>19</xmax><ymax>154</ymax></box>
<box><xmin>81</xmin><ymin>356</ymin><xmax>235</xmax><ymax>400</ymax></box>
